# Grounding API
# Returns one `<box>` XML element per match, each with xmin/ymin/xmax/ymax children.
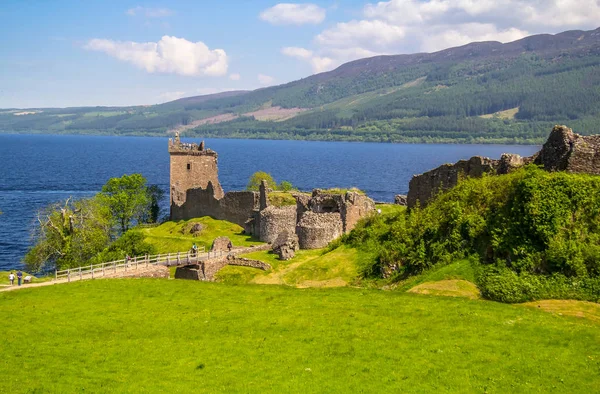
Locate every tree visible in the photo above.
<box><xmin>24</xmin><ymin>197</ymin><xmax>111</xmax><ymax>272</ymax></box>
<box><xmin>279</xmin><ymin>181</ymin><xmax>294</xmax><ymax>192</ymax></box>
<box><xmin>246</xmin><ymin>171</ymin><xmax>277</xmax><ymax>191</ymax></box>
<box><xmin>91</xmin><ymin>231</ymin><xmax>156</xmax><ymax>264</ymax></box>
<box><xmin>144</xmin><ymin>185</ymin><xmax>165</xmax><ymax>224</ymax></box>
<box><xmin>100</xmin><ymin>174</ymin><xmax>150</xmax><ymax>234</ymax></box>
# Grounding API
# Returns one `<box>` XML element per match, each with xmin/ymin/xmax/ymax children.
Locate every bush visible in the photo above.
<box><xmin>478</xmin><ymin>266</ymin><xmax>600</xmax><ymax>303</ymax></box>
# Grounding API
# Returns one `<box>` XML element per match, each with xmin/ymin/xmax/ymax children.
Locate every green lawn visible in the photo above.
<box><xmin>1</xmin><ymin>280</ymin><xmax>599</xmax><ymax>392</ymax></box>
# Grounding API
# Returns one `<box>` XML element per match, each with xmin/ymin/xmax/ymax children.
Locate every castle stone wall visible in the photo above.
<box><xmin>296</xmin><ymin>211</ymin><xmax>343</xmax><ymax>249</ymax></box>
<box><xmin>218</xmin><ymin>191</ymin><xmax>260</xmax><ymax>227</ymax></box>
<box><xmin>259</xmin><ymin>205</ymin><xmax>297</xmax><ymax>243</ymax></box>
<box><xmin>342</xmin><ymin>192</ymin><xmax>376</xmax><ymax>233</ymax></box>
<box><xmin>534</xmin><ymin>125</ymin><xmax>600</xmax><ymax>174</ymax></box>
<box><xmin>406</xmin><ymin>125</ymin><xmax>599</xmax><ymax>208</ymax></box>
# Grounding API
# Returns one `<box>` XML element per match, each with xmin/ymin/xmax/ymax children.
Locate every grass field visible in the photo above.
<box><xmin>1</xmin><ymin>279</ymin><xmax>599</xmax><ymax>392</ymax></box>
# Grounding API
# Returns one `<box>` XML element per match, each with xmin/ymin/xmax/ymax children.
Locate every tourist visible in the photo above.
<box><xmin>8</xmin><ymin>272</ymin><xmax>14</xmax><ymax>286</ymax></box>
<box><xmin>16</xmin><ymin>270</ymin><xmax>23</xmax><ymax>286</ymax></box>
<box><xmin>192</xmin><ymin>243</ymin><xmax>198</xmax><ymax>256</ymax></box>
<box><xmin>227</xmin><ymin>241</ymin><xmax>233</xmax><ymax>253</ymax></box>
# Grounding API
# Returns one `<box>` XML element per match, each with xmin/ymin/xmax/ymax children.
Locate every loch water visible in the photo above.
<box><xmin>0</xmin><ymin>134</ymin><xmax>539</xmax><ymax>271</ymax></box>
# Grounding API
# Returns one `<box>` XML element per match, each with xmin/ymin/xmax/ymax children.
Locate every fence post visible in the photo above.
<box><xmin>91</xmin><ymin>264</ymin><xmax>94</xmax><ymax>279</ymax></box>
<box><xmin>114</xmin><ymin>261</ymin><xmax>117</xmax><ymax>274</ymax></box>
<box><xmin>55</xmin><ymin>269</ymin><xmax>57</xmax><ymax>281</ymax></box>
<box><xmin>146</xmin><ymin>254</ymin><xmax>149</xmax><ymax>267</ymax></box>
<box><xmin>134</xmin><ymin>256</ymin><xmax>138</xmax><ymax>270</ymax></box>
<box><xmin>68</xmin><ymin>270</ymin><xmax>71</xmax><ymax>283</ymax></box>
<box><xmin>177</xmin><ymin>252</ymin><xmax>181</xmax><ymax>265</ymax></box>
<box><xmin>187</xmin><ymin>251</ymin><xmax>190</xmax><ymax>264</ymax></box>
<box><xmin>167</xmin><ymin>253</ymin><xmax>170</xmax><ymax>266</ymax></box>
<box><xmin>103</xmin><ymin>263</ymin><xmax>105</xmax><ymax>277</ymax></box>
<box><xmin>79</xmin><ymin>267</ymin><xmax>82</xmax><ymax>280</ymax></box>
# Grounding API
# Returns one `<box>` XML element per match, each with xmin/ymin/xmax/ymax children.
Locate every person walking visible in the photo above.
<box><xmin>8</xmin><ymin>272</ymin><xmax>15</xmax><ymax>286</ymax></box>
<box><xmin>227</xmin><ymin>241</ymin><xmax>233</xmax><ymax>254</ymax></box>
<box><xmin>16</xmin><ymin>270</ymin><xmax>23</xmax><ymax>286</ymax></box>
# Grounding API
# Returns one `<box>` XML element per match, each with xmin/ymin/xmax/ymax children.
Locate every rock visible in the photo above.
<box><xmin>394</xmin><ymin>194</ymin><xmax>408</xmax><ymax>206</ymax></box>
<box><xmin>272</xmin><ymin>231</ymin><xmax>299</xmax><ymax>260</ymax></box>
<box><xmin>211</xmin><ymin>236</ymin><xmax>232</xmax><ymax>252</ymax></box>
<box><xmin>189</xmin><ymin>223</ymin><xmax>203</xmax><ymax>235</ymax></box>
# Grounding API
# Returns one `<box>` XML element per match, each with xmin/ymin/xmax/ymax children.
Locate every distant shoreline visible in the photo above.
<box><xmin>0</xmin><ymin>130</ymin><xmax>543</xmax><ymax>145</ymax></box>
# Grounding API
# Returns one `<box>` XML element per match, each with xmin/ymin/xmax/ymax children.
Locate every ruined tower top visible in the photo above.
<box><xmin>168</xmin><ymin>133</ymin><xmax>216</xmax><ymax>157</ymax></box>
<box><xmin>169</xmin><ymin>135</ymin><xmax>224</xmax><ymax>219</ymax></box>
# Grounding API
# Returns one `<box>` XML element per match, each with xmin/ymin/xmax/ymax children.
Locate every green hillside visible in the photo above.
<box><xmin>2</xmin><ymin>28</ymin><xmax>600</xmax><ymax>143</ymax></box>
<box><xmin>343</xmin><ymin>166</ymin><xmax>600</xmax><ymax>303</ymax></box>
<box><xmin>2</xmin><ymin>279</ymin><xmax>600</xmax><ymax>392</ymax></box>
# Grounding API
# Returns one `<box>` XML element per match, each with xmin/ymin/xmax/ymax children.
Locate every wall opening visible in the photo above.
<box><xmin>187</xmin><ymin>163</ymin><xmax>191</xmax><ymax>170</ymax></box>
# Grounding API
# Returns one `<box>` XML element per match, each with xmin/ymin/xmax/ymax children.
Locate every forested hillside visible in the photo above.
<box><xmin>2</xmin><ymin>27</ymin><xmax>600</xmax><ymax>143</ymax></box>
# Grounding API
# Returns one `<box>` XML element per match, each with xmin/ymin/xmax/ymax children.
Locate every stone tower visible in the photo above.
<box><xmin>169</xmin><ymin>133</ymin><xmax>224</xmax><ymax>220</ymax></box>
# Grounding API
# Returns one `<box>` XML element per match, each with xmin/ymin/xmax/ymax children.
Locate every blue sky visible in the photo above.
<box><xmin>1</xmin><ymin>0</ymin><xmax>599</xmax><ymax>108</ymax></box>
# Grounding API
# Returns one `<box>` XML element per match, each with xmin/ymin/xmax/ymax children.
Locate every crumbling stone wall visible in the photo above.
<box><xmin>259</xmin><ymin>205</ymin><xmax>297</xmax><ymax>243</ymax></box>
<box><xmin>226</xmin><ymin>255</ymin><xmax>271</xmax><ymax>270</ymax></box>
<box><xmin>170</xmin><ymin>182</ymin><xmax>221</xmax><ymax>221</ymax></box>
<box><xmin>407</xmin><ymin>156</ymin><xmax>498</xmax><ymax>208</ymax></box>
<box><xmin>341</xmin><ymin>192</ymin><xmax>376</xmax><ymax>233</ymax></box>
<box><xmin>218</xmin><ymin>191</ymin><xmax>260</xmax><ymax>227</ymax></box>
<box><xmin>534</xmin><ymin>125</ymin><xmax>600</xmax><ymax>174</ymax></box>
<box><xmin>406</xmin><ymin>125</ymin><xmax>600</xmax><ymax>208</ymax></box>
<box><xmin>296</xmin><ymin>211</ymin><xmax>343</xmax><ymax>249</ymax></box>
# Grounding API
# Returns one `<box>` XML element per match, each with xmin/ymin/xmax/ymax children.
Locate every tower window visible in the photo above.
<box><xmin>187</xmin><ymin>163</ymin><xmax>191</xmax><ymax>170</ymax></box>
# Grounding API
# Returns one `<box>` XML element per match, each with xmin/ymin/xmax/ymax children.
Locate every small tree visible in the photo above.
<box><xmin>24</xmin><ymin>196</ymin><xmax>111</xmax><ymax>272</ymax></box>
<box><xmin>100</xmin><ymin>174</ymin><xmax>150</xmax><ymax>234</ymax></box>
<box><xmin>279</xmin><ymin>181</ymin><xmax>294</xmax><ymax>192</ymax></box>
<box><xmin>246</xmin><ymin>171</ymin><xmax>277</xmax><ymax>191</ymax></box>
<box><xmin>145</xmin><ymin>185</ymin><xmax>165</xmax><ymax>224</ymax></box>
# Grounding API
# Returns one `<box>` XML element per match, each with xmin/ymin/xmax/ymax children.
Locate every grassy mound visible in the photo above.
<box><xmin>1</xmin><ymin>280</ymin><xmax>599</xmax><ymax>392</ymax></box>
<box><xmin>139</xmin><ymin>217</ymin><xmax>262</xmax><ymax>253</ymax></box>
<box><xmin>408</xmin><ymin>280</ymin><xmax>480</xmax><ymax>299</ymax></box>
<box><xmin>344</xmin><ymin>167</ymin><xmax>600</xmax><ymax>303</ymax></box>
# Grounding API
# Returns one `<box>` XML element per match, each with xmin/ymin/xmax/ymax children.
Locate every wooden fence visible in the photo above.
<box><xmin>54</xmin><ymin>246</ymin><xmax>229</xmax><ymax>283</ymax></box>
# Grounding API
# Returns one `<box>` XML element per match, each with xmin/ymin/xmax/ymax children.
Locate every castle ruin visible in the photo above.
<box><xmin>169</xmin><ymin>134</ymin><xmax>375</xmax><ymax>249</ymax></box>
<box><xmin>407</xmin><ymin>125</ymin><xmax>600</xmax><ymax>208</ymax></box>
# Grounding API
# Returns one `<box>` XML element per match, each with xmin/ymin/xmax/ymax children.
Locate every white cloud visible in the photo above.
<box><xmin>126</xmin><ymin>6</ymin><xmax>174</xmax><ymax>18</ymax></box>
<box><xmin>316</xmin><ymin>19</ymin><xmax>406</xmax><ymax>50</ymax></box>
<box><xmin>85</xmin><ymin>36</ymin><xmax>228</xmax><ymax>77</ymax></box>
<box><xmin>282</xmin><ymin>0</ymin><xmax>600</xmax><ymax>74</ymax></box>
<box><xmin>281</xmin><ymin>46</ymin><xmax>313</xmax><ymax>59</ymax></box>
<box><xmin>229</xmin><ymin>73</ymin><xmax>241</xmax><ymax>81</ymax></box>
<box><xmin>258</xmin><ymin>74</ymin><xmax>275</xmax><ymax>86</ymax></box>
<box><xmin>158</xmin><ymin>91</ymin><xmax>186</xmax><ymax>102</ymax></box>
<box><xmin>260</xmin><ymin>3</ymin><xmax>326</xmax><ymax>25</ymax></box>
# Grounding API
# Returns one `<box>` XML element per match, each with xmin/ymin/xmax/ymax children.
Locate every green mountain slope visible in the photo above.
<box><xmin>2</xmin><ymin>27</ymin><xmax>600</xmax><ymax>143</ymax></box>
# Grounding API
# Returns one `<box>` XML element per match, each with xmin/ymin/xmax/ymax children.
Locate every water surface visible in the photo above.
<box><xmin>0</xmin><ymin>134</ymin><xmax>539</xmax><ymax>270</ymax></box>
